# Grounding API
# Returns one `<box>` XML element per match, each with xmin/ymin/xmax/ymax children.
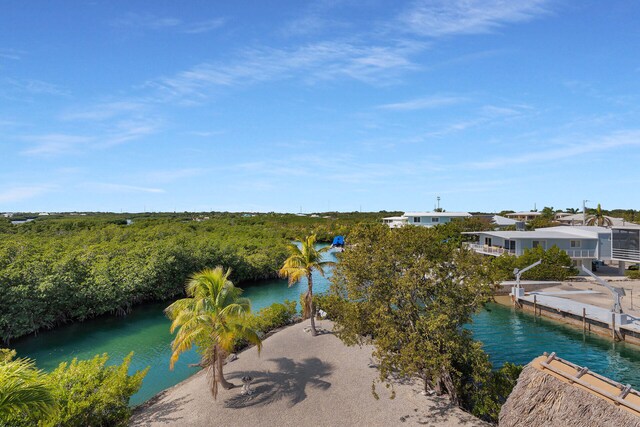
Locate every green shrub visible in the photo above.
<box><xmin>491</xmin><ymin>246</ymin><xmax>577</xmax><ymax>282</ymax></box>
<box><xmin>626</xmin><ymin>269</ymin><xmax>640</xmax><ymax>280</ymax></box>
<box><xmin>249</xmin><ymin>300</ymin><xmax>298</xmax><ymax>334</ymax></box>
<box><xmin>39</xmin><ymin>353</ymin><xmax>147</xmax><ymax>427</ymax></box>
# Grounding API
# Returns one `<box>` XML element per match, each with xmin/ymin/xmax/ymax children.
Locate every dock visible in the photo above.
<box><xmin>513</xmin><ymin>290</ymin><xmax>640</xmax><ymax>344</ymax></box>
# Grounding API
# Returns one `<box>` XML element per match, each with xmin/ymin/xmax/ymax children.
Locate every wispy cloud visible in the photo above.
<box><xmin>60</xmin><ymin>101</ymin><xmax>146</xmax><ymax>121</ymax></box>
<box><xmin>101</xmin><ymin>120</ymin><xmax>159</xmax><ymax>147</ymax></box>
<box><xmin>144</xmin><ymin>168</ymin><xmax>207</xmax><ymax>184</ymax></box>
<box><xmin>0</xmin><ymin>185</ymin><xmax>53</xmax><ymax>203</ymax></box>
<box><xmin>0</xmin><ymin>48</ymin><xmax>25</xmax><ymax>60</ymax></box>
<box><xmin>377</xmin><ymin>95</ymin><xmax>467</xmax><ymax>111</ymax></box>
<box><xmin>84</xmin><ymin>183</ymin><xmax>165</xmax><ymax>194</ymax></box>
<box><xmin>183</xmin><ymin>18</ymin><xmax>226</xmax><ymax>34</ymax></box>
<box><xmin>464</xmin><ymin>129</ymin><xmax>640</xmax><ymax>170</ymax></box>
<box><xmin>147</xmin><ymin>40</ymin><xmax>422</xmax><ymax>101</ymax></box>
<box><xmin>398</xmin><ymin>0</ymin><xmax>550</xmax><ymax>37</ymax></box>
<box><xmin>1</xmin><ymin>78</ymin><xmax>68</xmax><ymax>97</ymax></box>
<box><xmin>20</xmin><ymin>134</ymin><xmax>94</xmax><ymax>156</ymax></box>
<box><xmin>112</xmin><ymin>13</ymin><xmax>225</xmax><ymax>34</ymax></box>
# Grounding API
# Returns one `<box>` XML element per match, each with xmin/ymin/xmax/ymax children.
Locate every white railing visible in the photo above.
<box><xmin>465</xmin><ymin>243</ymin><xmax>596</xmax><ymax>259</ymax></box>
<box><xmin>612</xmin><ymin>248</ymin><xmax>640</xmax><ymax>262</ymax></box>
<box><xmin>464</xmin><ymin>243</ymin><xmax>515</xmax><ymax>256</ymax></box>
<box><xmin>563</xmin><ymin>249</ymin><xmax>596</xmax><ymax>259</ymax></box>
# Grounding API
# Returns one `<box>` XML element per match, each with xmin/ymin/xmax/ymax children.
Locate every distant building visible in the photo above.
<box><xmin>556</xmin><ymin>213</ymin><xmax>629</xmax><ymax>227</ymax></box>
<box><xmin>382</xmin><ymin>216</ymin><xmax>408</xmax><ymax>228</ymax></box>
<box><xmin>383</xmin><ymin>212</ymin><xmax>471</xmax><ymax>228</ymax></box>
<box><xmin>504</xmin><ymin>211</ymin><xmax>542</xmax><ymax>222</ymax></box>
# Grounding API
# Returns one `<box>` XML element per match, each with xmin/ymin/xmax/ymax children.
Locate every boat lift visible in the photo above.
<box><xmin>579</xmin><ymin>265</ymin><xmax>625</xmax><ymax>314</ymax></box>
<box><xmin>510</xmin><ymin>259</ymin><xmax>542</xmax><ymax>299</ymax></box>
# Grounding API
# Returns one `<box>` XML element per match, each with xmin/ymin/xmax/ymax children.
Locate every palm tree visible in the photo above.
<box><xmin>586</xmin><ymin>203</ymin><xmax>613</xmax><ymax>227</ymax></box>
<box><xmin>165</xmin><ymin>267</ymin><xmax>261</xmax><ymax>399</ymax></box>
<box><xmin>0</xmin><ymin>356</ymin><xmax>56</xmax><ymax>421</ymax></box>
<box><xmin>279</xmin><ymin>235</ymin><xmax>334</xmax><ymax>336</ymax></box>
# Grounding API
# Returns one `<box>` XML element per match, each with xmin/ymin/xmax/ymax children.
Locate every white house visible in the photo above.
<box><xmin>383</xmin><ymin>211</ymin><xmax>471</xmax><ymax>228</ymax></box>
<box><xmin>504</xmin><ymin>211</ymin><xmax>542</xmax><ymax>222</ymax></box>
<box><xmin>382</xmin><ymin>216</ymin><xmax>408</xmax><ymax>228</ymax></box>
<box><xmin>464</xmin><ymin>225</ymin><xmax>612</xmax><ymax>270</ymax></box>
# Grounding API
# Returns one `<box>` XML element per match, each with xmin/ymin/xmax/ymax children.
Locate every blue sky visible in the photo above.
<box><xmin>1</xmin><ymin>1</ymin><xmax>639</xmax><ymax>213</ymax></box>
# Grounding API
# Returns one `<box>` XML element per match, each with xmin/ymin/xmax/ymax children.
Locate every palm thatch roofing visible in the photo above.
<box><xmin>500</xmin><ymin>355</ymin><xmax>640</xmax><ymax>427</ymax></box>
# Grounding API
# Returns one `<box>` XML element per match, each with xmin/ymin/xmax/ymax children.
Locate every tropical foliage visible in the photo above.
<box><xmin>0</xmin><ymin>351</ymin><xmax>56</xmax><ymax>424</ymax></box>
<box><xmin>279</xmin><ymin>235</ymin><xmax>334</xmax><ymax>336</ymax></box>
<box><xmin>325</xmin><ymin>224</ymin><xmax>517</xmax><ymax>423</ymax></box>
<box><xmin>0</xmin><ymin>351</ymin><xmax>145</xmax><ymax>427</ymax></box>
<box><xmin>586</xmin><ymin>203</ymin><xmax>613</xmax><ymax>227</ymax></box>
<box><xmin>0</xmin><ymin>212</ymin><xmax>388</xmax><ymax>342</ymax></box>
<box><xmin>165</xmin><ymin>267</ymin><xmax>262</xmax><ymax>398</ymax></box>
<box><xmin>491</xmin><ymin>246</ymin><xmax>577</xmax><ymax>282</ymax></box>
<box><xmin>248</xmin><ymin>300</ymin><xmax>298</xmax><ymax>335</ymax></box>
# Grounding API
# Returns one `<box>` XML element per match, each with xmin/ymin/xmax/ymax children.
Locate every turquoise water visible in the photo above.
<box><xmin>13</xmin><ymin>248</ymin><xmax>640</xmax><ymax>405</ymax></box>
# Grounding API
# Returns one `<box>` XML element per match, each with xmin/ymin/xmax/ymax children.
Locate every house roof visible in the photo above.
<box><xmin>505</xmin><ymin>211</ymin><xmax>542</xmax><ymax>217</ymax></box>
<box><xmin>382</xmin><ymin>216</ymin><xmax>407</xmax><ymax>221</ymax></box>
<box><xmin>491</xmin><ymin>215</ymin><xmax>519</xmax><ymax>226</ymax></box>
<box><xmin>464</xmin><ymin>226</ymin><xmax>608</xmax><ymax>240</ymax></box>
<box><xmin>404</xmin><ymin>212</ymin><xmax>471</xmax><ymax>217</ymax></box>
<box><xmin>557</xmin><ymin>213</ymin><xmax>632</xmax><ymax>227</ymax></box>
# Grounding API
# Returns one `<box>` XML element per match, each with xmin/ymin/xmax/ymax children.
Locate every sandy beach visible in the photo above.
<box><xmin>130</xmin><ymin>320</ymin><xmax>487</xmax><ymax>427</ymax></box>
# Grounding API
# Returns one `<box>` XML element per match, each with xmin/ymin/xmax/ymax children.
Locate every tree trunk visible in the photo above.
<box><xmin>216</xmin><ymin>346</ymin><xmax>235</xmax><ymax>390</ymax></box>
<box><xmin>308</xmin><ymin>273</ymin><xmax>317</xmax><ymax>336</ymax></box>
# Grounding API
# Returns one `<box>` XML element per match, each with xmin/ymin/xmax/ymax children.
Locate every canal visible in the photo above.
<box><xmin>13</xmin><ymin>250</ymin><xmax>640</xmax><ymax>406</ymax></box>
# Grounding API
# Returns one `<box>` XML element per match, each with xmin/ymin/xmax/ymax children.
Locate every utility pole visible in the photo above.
<box><xmin>437</xmin><ymin>196</ymin><xmax>440</xmax><ymax>211</ymax></box>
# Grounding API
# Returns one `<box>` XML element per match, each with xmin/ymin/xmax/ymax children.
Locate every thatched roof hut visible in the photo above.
<box><xmin>500</xmin><ymin>354</ymin><xmax>640</xmax><ymax>426</ymax></box>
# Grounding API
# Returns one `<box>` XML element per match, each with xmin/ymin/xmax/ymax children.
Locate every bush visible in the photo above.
<box><xmin>626</xmin><ymin>270</ymin><xmax>640</xmax><ymax>280</ymax></box>
<box><xmin>40</xmin><ymin>353</ymin><xmax>147</xmax><ymax>427</ymax></box>
<box><xmin>248</xmin><ymin>300</ymin><xmax>298</xmax><ymax>334</ymax></box>
<box><xmin>491</xmin><ymin>246</ymin><xmax>577</xmax><ymax>282</ymax></box>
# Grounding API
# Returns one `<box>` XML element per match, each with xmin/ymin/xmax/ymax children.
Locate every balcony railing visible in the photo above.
<box><xmin>563</xmin><ymin>249</ymin><xmax>596</xmax><ymax>258</ymax></box>
<box><xmin>612</xmin><ymin>248</ymin><xmax>640</xmax><ymax>262</ymax></box>
<box><xmin>464</xmin><ymin>243</ymin><xmax>514</xmax><ymax>256</ymax></box>
<box><xmin>465</xmin><ymin>243</ymin><xmax>596</xmax><ymax>259</ymax></box>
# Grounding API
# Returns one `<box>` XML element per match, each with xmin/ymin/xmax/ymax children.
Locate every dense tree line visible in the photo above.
<box><xmin>0</xmin><ymin>212</ymin><xmax>389</xmax><ymax>342</ymax></box>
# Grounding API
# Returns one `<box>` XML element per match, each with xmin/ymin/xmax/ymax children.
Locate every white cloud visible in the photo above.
<box><xmin>1</xmin><ymin>78</ymin><xmax>68</xmax><ymax>97</ymax></box>
<box><xmin>147</xmin><ymin>40</ymin><xmax>422</xmax><ymax>100</ymax></box>
<box><xmin>112</xmin><ymin>13</ymin><xmax>225</xmax><ymax>34</ymax></box>
<box><xmin>465</xmin><ymin>130</ymin><xmax>640</xmax><ymax>170</ymax></box>
<box><xmin>20</xmin><ymin>134</ymin><xmax>94</xmax><ymax>156</ymax></box>
<box><xmin>377</xmin><ymin>95</ymin><xmax>466</xmax><ymax>111</ymax></box>
<box><xmin>183</xmin><ymin>18</ymin><xmax>226</xmax><ymax>34</ymax></box>
<box><xmin>144</xmin><ymin>168</ymin><xmax>207</xmax><ymax>184</ymax></box>
<box><xmin>85</xmin><ymin>183</ymin><xmax>165</xmax><ymax>194</ymax></box>
<box><xmin>101</xmin><ymin>120</ymin><xmax>160</xmax><ymax>147</ymax></box>
<box><xmin>0</xmin><ymin>185</ymin><xmax>52</xmax><ymax>203</ymax></box>
<box><xmin>60</xmin><ymin>101</ymin><xmax>146</xmax><ymax>121</ymax></box>
<box><xmin>399</xmin><ymin>0</ymin><xmax>550</xmax><ymax>37</ymax></box>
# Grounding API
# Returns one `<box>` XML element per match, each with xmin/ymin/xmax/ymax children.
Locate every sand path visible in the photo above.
<box><xmin>130</xmin><ymin>320</ymin><xmax>486</xmax><ymax>427</ymax></box>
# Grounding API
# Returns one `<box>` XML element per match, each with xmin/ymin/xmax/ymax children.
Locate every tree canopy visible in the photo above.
<box><xmin>324</xmin><ymin>224</ymin><xmax>513</xmax><ymax>421</ymax></box>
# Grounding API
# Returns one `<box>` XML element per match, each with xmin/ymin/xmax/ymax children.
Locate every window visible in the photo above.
<box><xmin>570</xmin><ymin>240</ymin><xmax>581</xmax><ymax>248</ymax></box>
<box><xmin>485</xmin><ymin>237</ymin><xmax>492</xmax><ymax>246</ymax></box>
<box><xmin>431</xmin><ymin>217</ymin><xmax>439</xmax><ymax>223</ymax></box>
<box><xmin>532</xmin><ymin>240</ymin><xmax>546</xmax><ymax>249</ymax></box>
<box><xmin>413</xmin><ymin>217</ymin><xmax>421</xmax><ymax>223</ymax></box>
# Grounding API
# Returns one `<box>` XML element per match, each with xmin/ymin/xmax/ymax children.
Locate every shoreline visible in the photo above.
<box><xmin>493</xmin><ymin>295</ymin><xmax>640</xmax><ymax>348</ymax></box>
<box><xmin>130</xmin><ymin>320</ymin><xmax>487</xmax><ymax>426</ymax></box>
